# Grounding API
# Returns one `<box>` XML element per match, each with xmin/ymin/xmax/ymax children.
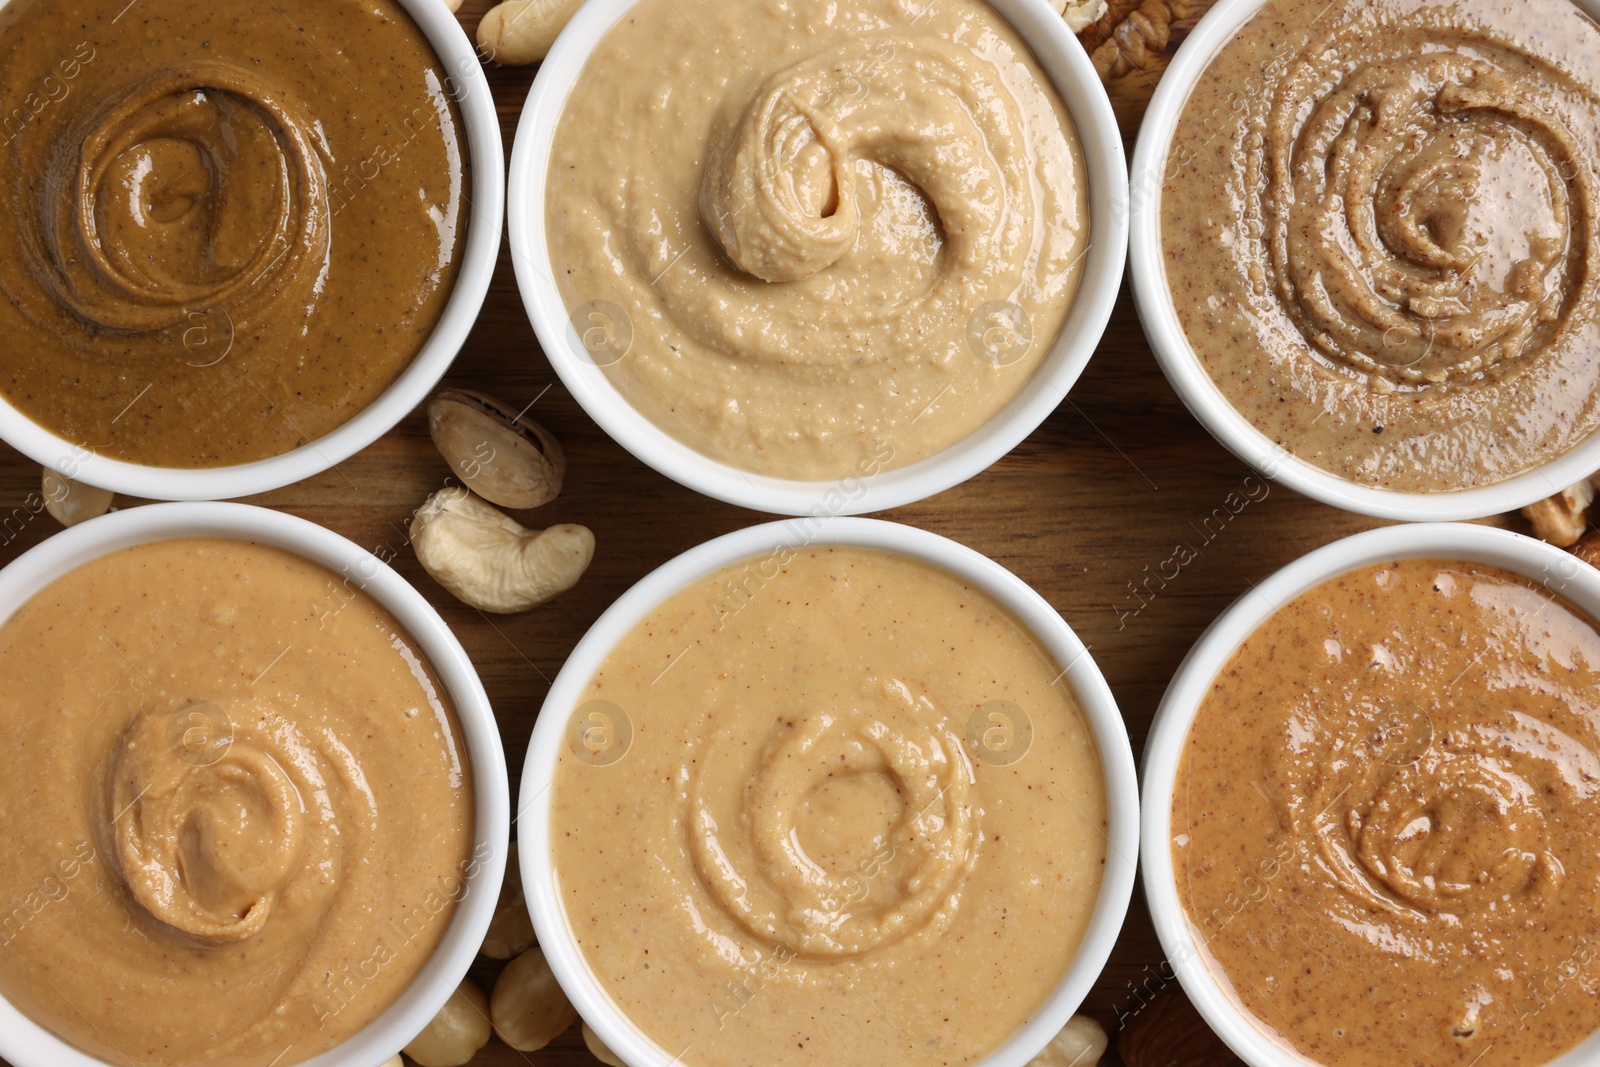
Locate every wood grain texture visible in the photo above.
<box><xmin>0</xmin><ymin>1</ymin><xmax>1530</xmax><ymax>1065</ymax></box>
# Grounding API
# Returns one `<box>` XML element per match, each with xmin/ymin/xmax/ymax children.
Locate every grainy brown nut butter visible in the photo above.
<box><xmin>1174</xmin><ymin>558</ymin><xmax>1600</xmax><ymax>1067</ymax></box>
<box><xmin>0</xmin><ymin>539</ymin><xmax>475</xmax><ymax>1066</ymax></box>
<box><xmin>0</xmin><ymin>0</ymin><xmax>467</xmax><ymax>468</ymax></box>
<box><xmin>547</xmin><ymin>0</ymin><xmax>1089</xmax><ymax>480</ymax></box>
<box><xmin>553</xmin><ymin>548</ymin><xmax>1108</xmax><ymax>1067</ymax></box>
<box><xmin>1162</xmin><ymin>0</ymin><xmax>1600</xmax><ymax>492</ymax></box>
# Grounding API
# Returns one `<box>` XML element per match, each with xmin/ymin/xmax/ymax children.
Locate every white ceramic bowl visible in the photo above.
<box><xmin>0</xmin><ymin>502</ymin><xmax>509</xmax><ymax>1067</ymax></box>
<box><xmin>520</xmin><ymin>516</ymin><xmax>1140</xmax><ymax>1067</ymax></box>
<box><xmin>1141</xmin><ymin>522</ymin><xmax>1600</xmax><ymax>1067</ymax></box>
<box><xmin>0</xmin><ymin>0</ymin><xmax>504</xmax><ymax>502</ymax></box>
<box><xmin>1128</xmin><ymin>0</ymin><xmax>1600</xmax><ymax>522</ymax></box>
<box><xmin>507</xmin><ymin>0</ymin><xmax>1128</xmax><ymax>516</ymax></box>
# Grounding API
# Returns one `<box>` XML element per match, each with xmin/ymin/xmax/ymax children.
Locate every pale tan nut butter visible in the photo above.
<box><xmin>552</xmin><ymin>548</ymin><xmax>1107</xmax><ymax>1067</ymax></box>
<box><xmin>1162</xmin><ymin>0</ymin><xmax>1600</xmax><ymax>492</ymax></box>
<box><xmin>546</xmin><ymin>0</ymin><xmax>1089</xmax><ymax>481</ymax></box>
<box><xmin>1175</xmin><ymin>558</ymin><xmax>1600</xmax><ymax>1067</ymax></box>
<box><xmin>0</xmin><ymin>539</ymin><xmax>475</xmax><ymax>1067</ymax></box>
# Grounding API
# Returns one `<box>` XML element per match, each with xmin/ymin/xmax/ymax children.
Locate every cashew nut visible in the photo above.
<box><xmin>1027</xmin><ymin>1014</ymin><xmax>1108</xmax><ymax>1067</ymax></box>
<box><xmin>482</xmin><ymin>842</ymin><xmax>537</xmax><ymax>959</ymax></box>
<box><xmin>477</xmin><ymin>0</ymin><xmax>583</xmax><ymax>65</ymax></box>
<box><xmin>1522</xmin><ymin>480</ymin><xmax>1594</xmax><ymax>547</ymax></box>
<box><xmin>584</xmin><ymin>1021</ymin><xmax>626</xmax><ymax>1067</ymax></box>
<box><xmin>442</xmin><ymin>0</ymin><xmax>461</xmax><ymax>11</ymax></box>
<box><xmin>42</xmin><ymin>469</ymin><xmax>113</xmax><ymax>528</ymax></box>
<box><xmin>491</xmin><ymin>946</ymin><xmax>579</xmax><ymax>1051</ymax></box>
<box><xmin>428</xmin><ymin>389</ymin><xmax>565</xmax><ymax>509</ymax></box>
<box><xmin>410</xmin><ymin>487</ymin><xmax>593</xmax><ymax>613</ymax></box>
<box><xmin>403</xmin><ymin>978</ymin><xmax>491</xmax><ymax>1067</ymax></box>
<box><xmin>380</xmin><ymin>1058</ymin><xmax>403</xmax><ymax>1067</ymax></box>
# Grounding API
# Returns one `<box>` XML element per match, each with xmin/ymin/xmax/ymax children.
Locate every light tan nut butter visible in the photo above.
<box><xmin>0</xmin><ymin>539</ymin><xmax>474</xmax><ymax>1067</ymax></box>
<box><xmin>1162</xmin><ymin>0</ymin><xmax>1600</xmax><ymax>492</ymax></box>
<box><xmin>552</xmin><ymin>547</ymin><xmax>1107</xmax><ymax>1067</ymax></box>
<box><xmin>546</xmin><ymin>0</ymin><xmax>1089</xmax><ymax>480</ymax></box>
<box><xmin>1175</xmin><ymin>558</ymin><xmax>1600</xmax><ymax>1067</ymax></box>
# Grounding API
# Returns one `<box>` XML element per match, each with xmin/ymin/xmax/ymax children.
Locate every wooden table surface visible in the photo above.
<box><xmin>0</xmin><ymin>1</ymin><xmax>1527</xmax><ymax>1065</ymax></box>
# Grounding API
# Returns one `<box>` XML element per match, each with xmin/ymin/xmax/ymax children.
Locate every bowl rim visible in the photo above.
<box><xmin>505</xmin><ymin>0</ymin><xmax>1129</xmax><ymax>517</ymax></box>
<box><xmin>0</xmin><ymin>0</ymin><xmax>504</xmax><ymax>502</ymax></box>
<box><xmin>518</xmin><ymin>515</ymin><xmax>1141</xmax><ymax>1067</ymax></box>
<box><xmin>0</xmin><ymin>502</ymin><xmax>509</xmax><ymax>1067</ymax></box>
<box><xmin>1139</xmin><ymin>521</ymin><xmax>1600</xmax><ymax>1067</ymax></box>
<box><xmin>1127</xmin><ymin>0</ymin><xmax>1600</xmax><ymax>522</ymax></box>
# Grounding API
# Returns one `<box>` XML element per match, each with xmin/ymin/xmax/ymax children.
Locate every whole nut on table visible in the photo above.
<box><xmin>491</xmin><ymin>946</ymin><xmax>579</xmax><ymax>1051</ymax></box>
<box><xmin>1522</xmin><ymin>480</ymin><xmax>1595</xmax><ymax>547</ymax></box>
<box><xmin>42</xmin><ymin>468</ymin><xmax>113</xmax><ymax>528</ymax></box>
<box><xmin>481</xmin><ymin>841</ymin><xmax>536</xmax><ymax>959</ymax></box>
<box><xmin>410</xmin><ymin>486</ymin><xmax>594</xmax><ymax>613</ymax></box>
<box><xmin>477</xmin><ymin>0</ymin><xmax>583</xmax><ymax>65</ymax></box>
<box><xmin>428</xmin><ymin>389</ymin><xmax>565</xmax><ymax>510</ymax></box>
<box><xmin>584</xmin><ymin>1021</ymin><xmax>627</xmax><ymax>1067</ymax></box>
<box><xmin>1027</xmin><ymin>1014</ymin><xmax>1109</xmax><ymax>1067</ymax></box>
<box><xmin>403</xmin><ymin>978</ymin><xmax>492</xmax><ymax>1067</ymax></box>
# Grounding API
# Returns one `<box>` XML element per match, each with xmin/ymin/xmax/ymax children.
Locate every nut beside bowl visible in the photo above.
<box><xmin>1128</xmin><ymin>0</ymin><xmax>1600</xmax><ymax>523</ymax></box>
<box><xmin>506</xmin><ymin>0</ymin><xmax>1129</xmax><ymax>516</ymax></box>
<box><xmin>518</xmin><ymin>516</ymin><xmax>1140</xmax><ymax>1067</ymax></box>
<box><xmin>1140</xmin><ymin>522</ymin><xmax>1600</xmax><ymax>1067</ymax></box>
<box><xmin>0</xmin><ymin>0</ymin><xmax>503</xmax><ymax>502</ymax></box>
<box><xmin>0</xmin><ymin>502</ymin><xmax>509</xmax><ymax>1067</ymax></box>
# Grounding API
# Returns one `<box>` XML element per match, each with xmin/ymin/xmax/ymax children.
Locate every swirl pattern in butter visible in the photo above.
<box><xmin>553</xmin><ymin>547</ymin><xmax>1107</xmax><ymax>1067</ymax></box>
<box><xmin>0</xmin><ymin>0</ymin><xmax>466</xmax><ymax>468</ymax></box>
<box><xmin>548</xmin><ymin>0</ymin><xmax>1088</xmax><ymax>480</ymax></box>
<box><xmin>1175</xmin><ymin>558</ymin><xmax>1600</xmax><ymax>1067</ymax></box>
<box><xmin>1163</xmin><ymin>0</ymin><xmax>1600</xmax><ymax>491</ymax></box>
<box><xmin>685</xmin><ymin>677</ymin><xmax>978</xmax><ymax>960</ymax></box>
<box><xmin>1255</xmin><ymin>23</ymin><xmax>1596</xmax><ymax>386</ymax></box>
<box><xmin>0</xmin><ymin>539</ymin><xmax>474</xmax><ymax>1067</ymax></box>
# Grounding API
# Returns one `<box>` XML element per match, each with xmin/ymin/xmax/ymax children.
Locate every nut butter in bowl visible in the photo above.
<box><xmin>508</xmin><ymin>0</ymin><xmax>1128</xmax><ymax>516</ymax></box>
<box><xmin>1131</xmin><ymin>0</ymin><xmax>1600</xmax><ymax>521</ymax></box>
<box><xmin>0</xmin><ymin>0</ymin><xmax>503</xmax><ymax>501</ymax></box>
<box><xmin>1143</xmin><ymin>522</ymin><xmax>1600</xmax><ymax>1067</ymax></box>
<box><xmin>520</xmin><ymin>518</ymin><xmax>1139</xmax><ymax>1067</ymax></box>
<box><xmin>0</xmin><ymin>503</ymin><xmax>509</xmax><ymax>1067</ymax></box>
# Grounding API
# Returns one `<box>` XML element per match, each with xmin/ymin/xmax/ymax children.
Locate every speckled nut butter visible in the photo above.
<box><xmin>552</xmin><ymin>548</ymin><xmax>1107</xmax><ymax>1067</ymax></box>
<box><xmin>0</xmin><ymin>0</ymin><xmax>467</xmax><ymax>468</ymax></box>
<box><xmin>0</xmin><ymin>539</ymin><xmax>475</xmax><ymax>1067</ymax></box>
<box><xmin>1175</xmin><ymin>558</ymin><xmax>1600</xmax><ymax>1067</ymax></box>
<box><xmin>1162</xmin><ymin>0</ymin><xmax>1600</xmax><ymax>492</ymax></box>
<box><xmin>546</xmin><ymin>0</ymin><xmax>1089</xmax><ymax>481</ymax></box>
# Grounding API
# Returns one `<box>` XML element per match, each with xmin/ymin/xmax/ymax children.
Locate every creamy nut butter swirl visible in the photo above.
<box><xmin>1175</xmin><ymin>559</ymin><xmax>1600</xmax><ymax>1067</ymax></box>
<box><xmin>0</xmin><ymin>0</ymin><xmax>466</xmax><ymax>468</ymax></box>
<box><xmin>547</xmin><ymin>0</ymin><xmax>1088</xmax><ymax>479</ymax></box>
<box><xmin>1162</xmin><ymin>0</ymin><xmax>1600</xmax><ymax>491</ymax></box>
<box><xmin>0</xmin><ymin>540</ymin><xmax>474</xmax><ymax>1067</ymax></box>
<box><xmin>553</xmin><ymin>548</ymin><xmax>1107</xmax><ymax>1067</ymax></box>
